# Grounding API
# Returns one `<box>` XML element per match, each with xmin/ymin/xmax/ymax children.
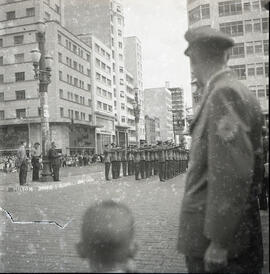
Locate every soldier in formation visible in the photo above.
<box><xmin>103</xmin><ymin>142</ymin><xmax>189</xmax><ymax>182</ymax></box>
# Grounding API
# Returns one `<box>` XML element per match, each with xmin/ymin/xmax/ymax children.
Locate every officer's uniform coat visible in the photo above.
<box><xmin>178</xmin><ymin>68</ymin><xmax>264</xmax><ymax>269</ymax></box>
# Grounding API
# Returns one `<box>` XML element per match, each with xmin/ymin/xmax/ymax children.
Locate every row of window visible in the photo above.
<box><xmin>44</xmin><ymin>1</ymin><xmax>61</xmax><ymax>14</ymax></box>
<box><xmin>58</xmin><ymin>33</ymin><xmax>91</xmax><ymax>62</ymax></box>
<box><xmin>249</xmin><ymin>85</ymin><xmax>269</xmax><ymax>99</ymax></box>
<box><xmin>96</xmin><ymin>87</ymin><xmax>113</xmax><ymax>100</ymax></box>
<box><xmin>65</xmin><ymin>108</ymin><xmax>92</xmax><ymax>122</ymax></box>
<box><xmin>59</xmin><ymin>71</ymin><xmax>91</xmax><ymax>91</ymax></box>
<box><xmin>94</xmin><ymin>43</ymin><xmax>111</xmax><ymax>60</ymax></box>
<box><xmin>111</xmin><ymin>25</ymin><xmax>123</xmax><ymax>38</ymax></box>
<box><xmin>0</xmin><ymin>108</ymin><xmax>40</xmax><ymax>120</ymax></box>
<box><xmin>5</xmin><ymin>7</ymin><xmax>35</xmax><ymax>21</ymax></box>
<box><xmin>0</xmin><ymin>53</ymin><xmax>25</xmax><ymax>65</ymax></box>
<box><xmin>95</xmin><ymin>72</ymin><xmax>112</xmax><ymax>86</ymax></box>
<box><xmin>0</xmin><ymin>72</ymin><xmax>25</xmax><ymax>82</ymax></box>
<box><xmin>59</xmin><ymin>89</ymin><xmax>92</xmax><ymax>106</ymax></box>
<box><xmin>0</xmin><ymin>33</ymin><xmax>25</xmax><ymax>48</ymax></box>
<box><xmin>111</xmin><ymin>37</ymin><xmax>123</xmax><ymax>50</ymax></box>
<box><xmin>219</xmin><ymin>0</ymin><xmax>263</xmax><ymax>17</ymax></box>
<box><xmin>230</xmin><ymin>62</ymin><xmax>269</xmax><ymax>80</ymax></box>
<box><xmin>97</xmin><ymin>101</ymin><xmax>113</xmax><ymax>113</ymax></box>
<box><xmin>0</xmin><ymin>89</ymin><xmax>26</xmax><ymax>101</ymax></box>
<box><xmin>188</xmin><ymin>4</ymin><xmax>210</xmax><ymax>25</ymax></box>
<box><xmin>220</xmin><ymin>18</ymin><xmax>269</xmax><ymax>37</ymax></box>
<box><xmin>95</xmin><ymin>58</ymin><xmax>111</xmax><ymax>74</ymax></box>
<box><xmin>229</xmin><ymin>40</ymin><xmax>268</xmax><ymax>58</ymax></box>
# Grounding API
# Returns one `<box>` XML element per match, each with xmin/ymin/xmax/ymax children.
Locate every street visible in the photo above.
<box><xmin>0</xmin><ymin>167</ymin><xmax>269</xmax><ymax>273</ymax></box>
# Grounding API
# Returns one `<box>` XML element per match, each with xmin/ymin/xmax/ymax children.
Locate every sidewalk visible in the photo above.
<box><xmin>0</xmin><ymin>164</ymin><xmax>105</xmax><ymax>192</ymax></box>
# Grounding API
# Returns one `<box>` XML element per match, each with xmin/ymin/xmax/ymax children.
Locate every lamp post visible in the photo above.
<box><xmin>132</xmin><ymin>87</ymin><xmax>141</xmax><ymax>147</ymax></box>
<box><xmin>31</xmin><ymin>21</ymin><xmax>53</xmax><ymax>182</ymax></box>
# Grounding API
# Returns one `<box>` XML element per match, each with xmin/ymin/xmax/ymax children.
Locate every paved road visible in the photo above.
<box><xmin>0</xmin><ymin>170</ymin><xmax>269</xmax><ymax>273</ymax></box>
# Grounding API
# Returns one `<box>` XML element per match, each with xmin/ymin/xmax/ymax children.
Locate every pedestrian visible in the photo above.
<box><xmin>48</xmin><ymin>142</ymin><xmax>61</xmax><ymax>181</ymax></box>
<box><xmin>31</xmin><ymin>142</ymin><xmax>41</xmax><ymax>181</ymax></box>
<box><xmin>76</xmin><ymin>200</ymin><xmax>138</xmax><ymax>273</ymax></box>
<box><xmin>178</xmin><ymin>26</ymin><xmax>264</xmax><ymax>273</ymax></box>
<box><xmin>16</xmin><ymin>140</ymin><xmax>29</xmax><ymax>186</ymax></box>
<box><xmin>104</xmin><ymin>144</ymin><xmax>111</xmax><ymax>181</ymax></box>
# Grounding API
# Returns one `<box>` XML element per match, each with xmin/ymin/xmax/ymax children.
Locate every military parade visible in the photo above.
<box><xmin>102</xmin><ymin>142</ymin><xmax>189</xmax><ymax>182</ymax></box>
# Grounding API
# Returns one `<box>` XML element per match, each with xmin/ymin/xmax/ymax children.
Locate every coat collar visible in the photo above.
<box><xmin>190</xmin><ymin>67</ymin><xmax>232</xmax><ymax>133</ymax></box>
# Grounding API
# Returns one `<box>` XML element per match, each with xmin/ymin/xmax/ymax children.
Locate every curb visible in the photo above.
<box><xmin>0</xmin><ymin>177</ymin><xmax>95</xmax><ymax>193</ymax></box>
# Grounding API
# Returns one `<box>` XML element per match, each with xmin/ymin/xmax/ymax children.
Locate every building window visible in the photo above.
<box><xmin>118</xmin><ymin>42</ymin><xmax>123</xmax><ymax>49</ymax></box>
<box><xmin>254</xmin><ymin>41</ymin><xmax>263</xmax><ymax>54</ymax></box>
<box><xmin>0</xmin><ymin>74</ymin><xmax>3</xmax><ymax>83</ymax></box>
<box><xmin>219</xmin><ymin>0</ymin><xmax>242</xmax><ymax>17</ymax></box>
<box><xmin>58</xmin><ymin>34</ymin><xmax>62</xmax><ymax>44</ymax></box>
<box><xmin>74</xmin><ymin>78</ymin><xmax>78</xmax><ymax>87</ymax></box>
<box><xmin>253</xmin><ymin>19</ymin><xmax>261</xmax><ymax>32</ymax></box>
<box><xmin>256</xmin><ymin>63</ymin><xmax>264</xmax><ymax>76</ymax></box>
<box><xmin>262</xmin><ymin>18</ymin><xmax>269</xmax><ymax>33</ymax></box>
<box><xmin>121</xmin><ymin>103</ymin><xmax>125</xmax><ymax>110</ymax></box>
<box><xmin>73</xmin><ymin>61</ymin><xmax>77</xmax><ymax>70</ymax></box>
<box><xmin>44</xmin><ymin>12</ymin><xmax>51</xmax><ymax>20</ymax></box>
<box><xmin>258</xmin><ymin>88</ymin><xmax>265</xmax><ymax>98</ymax></box>
<box><xmin>6</xmin><ymin>11</ymin><xmax>15</xmax><ymax>20</ymax></box>
<box><xmin>14</xmin><ymin>35</ymin><xmax>24</xmax><ymax>45</ymax></box>
<box><xmin>88</xmin><ymin>84</ymin><xmax>91</xmax><ymax>91</ymax></box>
<box><xmin>244</xmin><ymin>20</ymin><xmax>252</xmax><ymax>32</ymax></box>
<box><xmin>59</xmin><ymin>89</ymin><xmax>63</xmax><ymax>98</ymax></box>
<box><xmin>58</xmin><ymin>52</ymin><xmax>62</xmax><ymax>62</ymax></box>
<box><xmin>243</xmin><ymin>1</ymin><xmax>251</xmax><ymax>12</ymax></box>
<box><xmin>247</xmin><ymin>64</ymin><xmax>255</xmax><ymax>77</ymax></box>
<box><xmin>265</xmin><ymin>63</ymin><xmax>269</xmax><ymax>77</ymax></box>
<box><xmin>246</xmin><ymin>42</ymin><xmax>254</xmax><ymax>55</ymax></box>
<box><xmin>73</xmin><ymin>45</ymin><xmax>77</xmax><ymax>53</ymax></box>
<box><xmin>15</xmin><ymin>72</ymin><xmax>25</xmax><ymax>81</ymax></box>
<box><xmin>97</xmin><ymin>101</ymin><xmax>102</xmax><ymax>109</ymax></box>
<box><xmin>252</xmin><ymin>0</ymin><xmax>260</xmax><ymax>10</ymax></box>
<box><xmin>121</xmin><ymin>116</ymin><xmax>126</xmax><ymax>123</ymax></box>
<box><xmin>188</xmin><ymin>6</ymin><xmax>200</xmax><ymax>24</ymax></box>
<box><xmin>75</xmin><ymin>111</ymin><xmax>79</xmax><ymax>120</ymax></box>
<box><xmin>88</xmin><ymin>115</ymin><xmax>92</xmax><ymax>122</ymax></box>
<box><xmin>81</xmin><ymin>112</ymin><xmax>85</xmax><ymax>120</ymax></box>
<box><xmin>0</xmin><ymin>56</ymin><xmax>3</xmax><ymax>66</ymax></box>
<box><xmin>59</xmin><ymin>71</ymin><xmax>62</xmax><ymax>80</ymax></box>
<box><xmin>0</xmin><ymin>39</ymin><xmax>2</xmax><ymax>47</ymax></box>
<box><xmin>55</xmin><ymin>4</ymin><xmax>60</xmax><ymax>14</ymax></box>
<box><xmin>0</xmin><ymin>111</ymin><xmax>4</xmax><ymax>120</ymax></box>
<box><xmin>26</xmin><ymin>7</ymin><xmax>35</xmax><ymax>17</ymax></box>
<box><xmin>103</xmin><ymin>103</ymin><xmax>108</xmax><ymax>111</ymax></box>
<box><xmin>0</xmin><ymin>92</ymin><xmax>4</xmax><ymax>102</ymax></box>
<box><xmin>16</xmin><ymin>90</ymin><xmax>25</xmax><ymax>100</ymax></box>
<box><xmin>263</xmin><ymin>40</ymin><xmax>269</xmax><ymax>55</ymax></box>
<box><xmin>230</xmin><ymin>65</ymin><xmax>246</xmax><ymax>79</ymax></box>
<box><xmin>229</xmin><ymin>43</ymin><xmax>245</xmax><ymax>58</ymax></box>
<box><xmin>60</xmin><ymin>107</ymin><xmax>64</xmax><ymax>117</ymax></box>
<box><xmin>220</xmin><ymin>21</ymin><xmax>243</xmax><ymax>36</ymax></box>
<box><xmin>16</xmin><ymin>109</ymin><xmax>26</xmax><ymax>119</ymax></box>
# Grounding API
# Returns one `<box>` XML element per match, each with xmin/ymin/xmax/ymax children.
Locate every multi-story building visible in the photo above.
<box><xmin>145</xmin><ymin>115</ymin><xmax>161</xmax><ymax>144</ymax></box>
<box><xmin>64</xmin><ymin>0</ymin><xmax>131</xmax><ymax>146</ymax></box>
<box><xmin>0</xmin><ymin>0</ymin><xmax>115</xmax><ymax>154</ymax></box>
<box><xmin>144</xmin><ymin>86</ymin><xmax>174</xmax><ymax>142</ymax></box>
<box><xmin>187</xmin><ymin>0</ymin><xmax>269</xmax><ymax>125</ymax></box>
<box><xmin>124</xmin><ymin>36</ymin><xmax>145</xmax><ymax>142</ymax></box>
<box><xmin>167</xmin><ymin>83</ymin><xmax>185</xmax><ymax>144</ymax></box>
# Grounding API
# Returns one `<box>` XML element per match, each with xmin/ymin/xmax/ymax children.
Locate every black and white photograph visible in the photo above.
<box><xmin>0</xmin><ymin>0</ymin><xmax>269</xmax><ymax>273</ymax></box>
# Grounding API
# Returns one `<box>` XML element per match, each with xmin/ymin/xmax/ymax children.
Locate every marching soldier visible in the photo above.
<box><xmin>154</xmin><ymin>145</ymin><xmax>159</xmax><ymax>175</ymax></box>
<box><xmin>168</xmin><ymin>146</ymin><xmax>174</xmax><ymax>179</ymax></box>
<box><xmin>145</xmin><ymin>146</ymin><xmax>151</xmax><ymax>178</ymax></box>
<box><xmin>104</xmin><ymin>144</ymin><xmax>111</xmax><ymax>181</ymax></box>
<box><xmin>127</xmin><ymin>147</ymin><xmax>134</xmax><ymax>176</ymax></box>
<box><xmin>121</xmin><ymin>147</ymin><xmax>127</xmax><ymax>177</ymax></box>
<box><xmin>150</xmin><ymin>146</ymin><xmax>156</xmax><ymax>177</ymax></box>
<box><xmin>133</xmin><ymin>147</ymin><xmax>140</xmax><ymax>180</ymax></box>
<box><xmin>116</xmin><ymin>147</ymin><xmax>121</xmax><ymax>178</ymax></box>
<box><xmin>165</xmin><ymin>144</ymin><xmax>169</xmax><ymax>180</ymax></box>
<box><xmin>48</xmin><ymin>142</ymin><xmax>61</xmax><ymax>181</ymax></box>
<box><xmin>139</xmin><ymin>147</ymin><xmax>146</xmax><ymax>179</ymax></box>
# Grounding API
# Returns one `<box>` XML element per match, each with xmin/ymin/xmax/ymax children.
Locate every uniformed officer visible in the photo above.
<box><xmin>110</xmin><ymin>144</ymin><xmax>117</xmax><ymax>179</ymax></box>
<box><xmin>104</xmin><ymin>144</ymin><xmax>111</xmax><ymax>181</ymax></box>
<box><xmin>145</xmin><ymin>146</ymin><xmax>151</xmax><ymax>178</ymax></box>
<box><xmin>168</xmin><ymin>146</ymin><xmax>174</xmax><ymax>179</ymax></box>
<box><xmin>48</xmin><ymin>142</ymin><xmax>61</xmax><ymax>181</ymax></box>
<box><xmin>127</xmin><ymin>147</ymin><xmax>133</xmax><ymax>176</ymax></box>
<box><xmin>133</xmin><ymin>147</ymin><xmax>140</xmax><ymax>180</ymax></box>
<box><xmin>164</xmin><ymin>143</ymin><xmax>169</xmax><ymax>180</ymax></box>
<box><xmin>31</xmin><ymin>142</ymin><xmax>41</xmax><ymax>181</ymax></box>
<box><xmin>157</xmin><ymin>142</ymin><xmax>165</xmax><ymax>182</ymax></box>
<box><xmin>116</xmin><ymin>147</ymin><xmax>121</xmax><ymax>178</ymax></box>
<box><xmin>154</xmin><ymin>145</ymin><xmax>159</xmax><ymax>175</ymax></box>
<box><xmin>178</xmin><ymin>26</ymin><xmax>263</xmax><ymax>273</ymax></box>
<box><xmin>16</xmin><ymin>140</ymin><xmax>29</xmax><ymax>185</ymax></box>
<box><xmin>121</xmin><ymin>147</ymin><xmax>127</xmax><ymax>177</ymax></box>
<box><xmin>139</xmin><ymin>148</ymin><xmax>146</xmax><ymax>179</ymax></box>
<box><xmin>150</xmin><ymin>146</ymin><xmax>156</xmax><ymax>177</ymax></box>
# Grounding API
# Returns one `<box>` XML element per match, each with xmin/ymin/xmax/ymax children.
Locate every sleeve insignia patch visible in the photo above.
<box><xmin>216</xmin><ymin>116</ymin><xmax>239</xmax><ymax>142</ymax></box>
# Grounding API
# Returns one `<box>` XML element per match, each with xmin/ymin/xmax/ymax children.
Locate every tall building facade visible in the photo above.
<box><xmin>144</xmin><ymin>87</ymin><xmax>174</xmax><ymax>142</ymax></box>
<box><xmin>64</xmin><ymin>0</ymin><xmax>133</xmax><ymax>146</ymax></box>
<box><xmin>187</xmin><ymin>0</ymin><xmax>269</xmax><ymax>125</ymax></box>
<box><xmin>168</xmin><ymin>84</ymin><xmax>185</xmax><ymax>144</ymax></box>
<box><xmin>124</xmin><ymin>36</ymin><xmax>145</xmax><ymax>142</ymax></box>
<box><xmin>145</xmin><ymin>115</ymin><xmax>161</xmax><ymax>144</ymax></box>
<box><xmin>0</xmin><ymin>0</ymin><xmax>116</xmax><ymax>154</ymax></box>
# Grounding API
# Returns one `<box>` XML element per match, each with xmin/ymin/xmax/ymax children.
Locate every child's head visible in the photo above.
<box><xmin>77</xmin><ymin>200</ymin><xmax>137</xmax><ymax>272</ymax></box>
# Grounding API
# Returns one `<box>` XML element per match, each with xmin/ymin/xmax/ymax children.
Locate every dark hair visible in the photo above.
<box><xmin>80</xmin><ymin>200</ymin><xmax>134</xmax><ymax>265</ymax></box>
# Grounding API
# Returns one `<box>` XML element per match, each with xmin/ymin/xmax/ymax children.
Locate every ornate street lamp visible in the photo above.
<box><xmin>30</xmin><ymin>21</ymin><xmax>53</xmax><ymax>182</ymax></box>
<box><xmin>132</xmin><ymin>87</ymin><xmax>141</xmax><ymax>147</ymax></box>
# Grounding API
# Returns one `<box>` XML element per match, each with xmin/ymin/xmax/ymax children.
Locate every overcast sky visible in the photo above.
<box><xmin>122</xmin><ymin>0</ymin><xmax>192</xmax><ymax>107</ymax></box>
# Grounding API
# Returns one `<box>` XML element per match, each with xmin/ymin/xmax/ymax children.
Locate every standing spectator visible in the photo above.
<box><xmin>178</xmin><ymin>26</ymin><xmax>263</xmax><ymax>273</ymax></box>
<box><xmin>48</xmin><ymin>142</ymin><xmax>61</xmax><ymax>182</ymax></box>
<box><xmin>16</xmin><ymin>141</ymin><xmax>29</xmax><ymax>185</ymax></box>
<box><xmin>31</xmin><ymin>142</ymin><xmax>41</xmax><ymax>181</ymax></box>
